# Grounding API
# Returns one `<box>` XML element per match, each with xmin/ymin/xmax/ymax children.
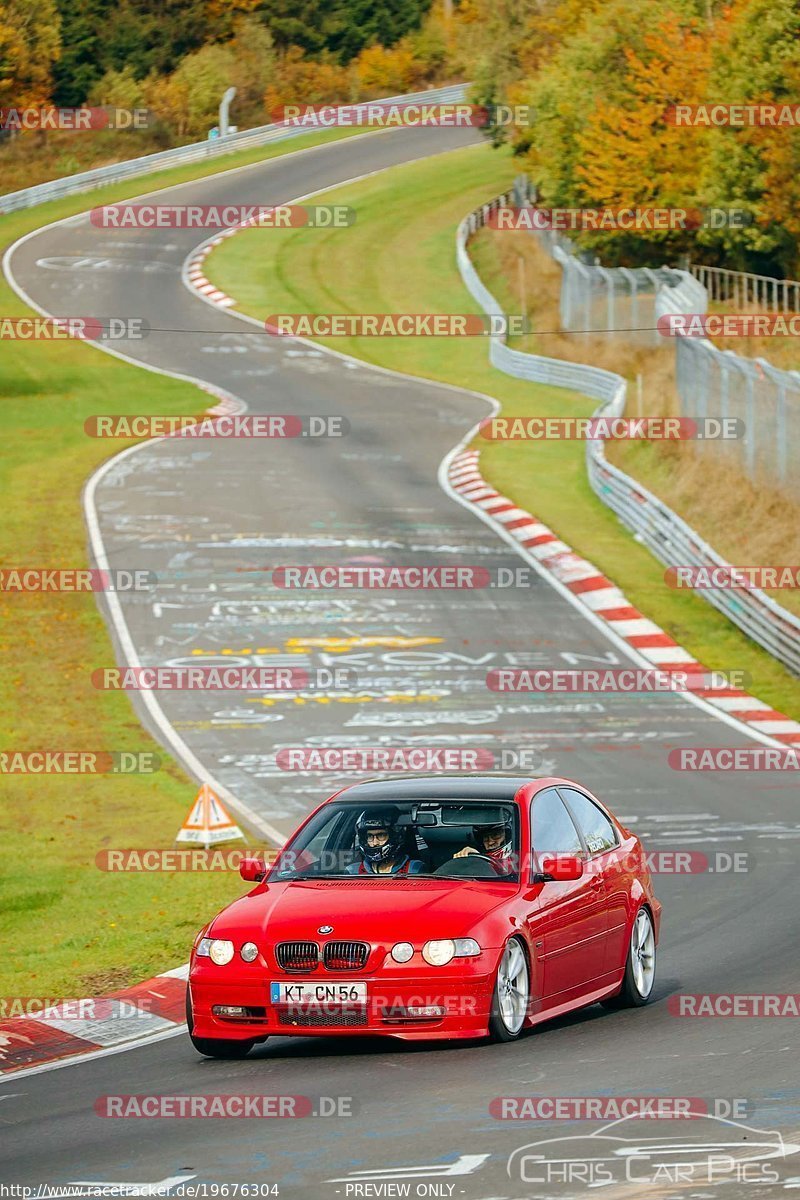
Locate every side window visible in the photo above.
<box><xmin>531</xmin><ymin>787</ymin><xmax>583</xmax><ymax>862</ymax></box>
<box><xmin>559</xmin><ymin>788</ymin><xmax>618</xmax><ymax>854</ymax></box>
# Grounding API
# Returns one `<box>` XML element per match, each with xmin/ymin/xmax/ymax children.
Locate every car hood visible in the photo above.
<box><xmin>209</xmin><ymin>878</ymin><xmax>514</xmax><ymax>942</ymax></box>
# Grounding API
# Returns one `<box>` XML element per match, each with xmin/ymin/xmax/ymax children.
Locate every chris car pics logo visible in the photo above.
<box><xmin>506</xmin><ymin>1113</ymin><xmax>800</xmax><ymax>1188</ymax></box>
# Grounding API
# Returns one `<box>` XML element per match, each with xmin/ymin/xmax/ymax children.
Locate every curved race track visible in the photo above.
<box><xmin>2</xmin><ymin>125</ymin><xmax>800</xmax><ymax>1197</ymax></box>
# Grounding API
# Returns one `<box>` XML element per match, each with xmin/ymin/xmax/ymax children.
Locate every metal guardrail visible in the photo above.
<box><xmin>456</xmin><ymin>191</ymin><xmax>800</xmax><ymax>677</ymax></box>
<box><xmin>688</xmin><ymin>262</ymin><xmax>800</xmax><ymax>311</ymax></box>
<box><xmin>0</xmin><ymin>84</ymin><xmax>467</xmax><ymax>215</ymax></box>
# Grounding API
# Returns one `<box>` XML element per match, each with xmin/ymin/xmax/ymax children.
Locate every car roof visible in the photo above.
<box><xmin>334</xmin><ymin>774</ymin><xmax>538</xmax><ymax>803</ymax></box>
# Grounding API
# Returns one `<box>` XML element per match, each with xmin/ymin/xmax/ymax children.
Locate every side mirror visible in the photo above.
<box><xmin>240</xmin><ymin>855</ymin><xmax>268</xmax><ymax>882</ymax></box>
<box><xmin>535</xmin><ymin>853</ymin><xmax>583</xmax><ymax>883</ymax></box>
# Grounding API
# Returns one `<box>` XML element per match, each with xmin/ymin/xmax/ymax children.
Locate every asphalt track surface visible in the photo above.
<box><xmin>3</xmin><ymin>126</ymin><xmax>800</xmax><ymax>1197</ymax></box>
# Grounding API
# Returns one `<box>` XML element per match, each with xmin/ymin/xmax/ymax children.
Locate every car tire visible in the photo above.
<box><xmin>488</xmin><ymin>937</ymin><xmax>530</xmax><ymax>1042</ymax></box>
<box><xmin>601</xmin><ymin>906</ymin><xmax>656</xmax><ymax>1009</ymax></box>
<box><xmin>185</xmin><ymin>987</ymin><xmax>257</xmax><ymax>1059</ymax></box>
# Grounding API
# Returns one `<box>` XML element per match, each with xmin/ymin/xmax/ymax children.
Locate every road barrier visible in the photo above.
<box><xmin>456</xmin><ymin>189</ymin><xmax>800</xmax><ymax>677</ymax></box>
<box><xmin>0</xmin><ymin>85</ymin><xmax>467</xmax><ymax>215</ymax></box>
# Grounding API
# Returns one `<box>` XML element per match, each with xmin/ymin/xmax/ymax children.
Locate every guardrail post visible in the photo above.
<box><xmin>776</xmin><ymin>382</ymin><xmax>787</xmax><ymax>485</ymax></box>
<box><xmin>745</xmin><ymin>369</ymin><xmax>756</xmax><ymax>479</ymax></box>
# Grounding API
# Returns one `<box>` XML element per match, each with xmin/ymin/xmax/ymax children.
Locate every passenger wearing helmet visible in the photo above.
<box><xmin>454</xmin><ymin>820</ymin><xmax>515</xmax><ymax>874</ymax></box>
<box><xmin>346</xmin><ymin>807</ymin><xmax>425</xmax><ymax>876</ymax></box>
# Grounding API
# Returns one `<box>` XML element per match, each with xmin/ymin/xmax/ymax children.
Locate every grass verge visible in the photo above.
<box><xmin>206</xmin><ymin>141</ymin><xmax>800</xmax><ymax>720</ymax></box>
<box><xmin>0</xmin><ymin>126</ymin><xmax>362</xmax><ymax>999</ymax></box>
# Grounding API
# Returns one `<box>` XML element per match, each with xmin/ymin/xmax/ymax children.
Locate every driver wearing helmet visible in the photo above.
<box><xmin>346</xmin><ymin>807</ymin><xmax>425</xmax><ymax>876</ymax></box>
<box><xmin>454</xmin><ymin>819</ymin><xmax>515</xmax><ymax>874</ymax></box>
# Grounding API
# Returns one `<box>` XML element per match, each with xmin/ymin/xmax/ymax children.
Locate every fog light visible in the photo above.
<box><xmin>391</xmin><ymin>941</ymin><xmax>414</xmax><ymax>963</ymax></box>
<box><xmin>240</xmin><ymin>942</ymin><xmax>258</xmax><ymax>962</ymax></box>
<box><xmin>407</xmin><ymin>1005</ymin><xmax>446</xmax><ymax>1018</ymax></box>
<box><xmin>213</xmin><ymin>1005</ymin><xmax>247</xmax><ymax>1018</ymax></box>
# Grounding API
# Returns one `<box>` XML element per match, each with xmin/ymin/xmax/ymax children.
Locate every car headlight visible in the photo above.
<box><xmin>391</xmin><ymin>941</ymin><xmax>414</xmax><ymax>963</ymax></box>
<box><xmin>240</xmin><ymin>942</ymin><xmax>258</xmax><ymax>963</ymax></box>
<box><xmin>454</xmin><ymin>938</ymin><xmax>481</xmax><ymax>957</ymax></box>
<box><xmin>422</xmin><ymin>939</ymin><xmax>456</xmax><ymax>966</ymax></box>
<box><xmin>196</xmin><ymin>937</ymin><xmax>234</xmax><ymax>965</ymax></box>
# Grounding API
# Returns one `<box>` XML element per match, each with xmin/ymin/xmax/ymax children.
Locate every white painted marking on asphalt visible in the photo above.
<box><xmin>328</xmin><ymin>1154</ymin><xmax>490</xmax><ymax>1182</ymax></box>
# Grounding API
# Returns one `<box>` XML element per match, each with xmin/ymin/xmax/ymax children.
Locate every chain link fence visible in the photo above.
<box><xmin>456</xmin><ymin>190</ymin><xmax>800</xmax><ymax>678</ymax></box>
<box><xmin>513</xmin><ymin>176</ymin><xmax>800</xmax><ymax>496</ymax></box>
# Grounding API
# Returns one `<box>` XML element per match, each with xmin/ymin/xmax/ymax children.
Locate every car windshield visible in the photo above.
<box><xmin>269</xmin><ymin>799</ymin><xmax>520</xmax><ymax>883</ymax></box>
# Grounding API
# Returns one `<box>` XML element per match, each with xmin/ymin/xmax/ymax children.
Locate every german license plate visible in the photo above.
<box><xmin>270</xmin><ymin>981</ymin><xmax>367</xmax><ymax>1005</ymax></box>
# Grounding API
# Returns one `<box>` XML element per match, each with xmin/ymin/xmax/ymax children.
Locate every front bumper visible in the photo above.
<box><xmin>189</xmin><ymin>964</ymin><xmax>497</xmax><ymax>1041</ymax></box>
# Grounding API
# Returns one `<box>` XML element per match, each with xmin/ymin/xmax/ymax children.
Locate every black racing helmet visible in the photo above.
<box><xmin>355</xmin><ymin>806</ymin><xmax>404</xmax><ymax>864</ymax></box>
<box><xmin>473</xmin><ymin>818</ymin><xmax>513</xmax><ymax>861</ymax></box>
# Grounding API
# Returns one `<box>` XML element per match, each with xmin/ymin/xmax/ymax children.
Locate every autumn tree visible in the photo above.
<box><xmin>700</xmin><ymin>0</ymin><xmax>800</xmax><ymax>274</ymax></box>
<box><xmin>0</xmin><ymin>0</ymin><xmax>62</xmax><ymax>109</ymax></box>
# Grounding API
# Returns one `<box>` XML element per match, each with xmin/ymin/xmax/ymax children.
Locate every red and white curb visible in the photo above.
<box><xmin>448</xmin><ymin>449</ymin><xmax>800</xmax><ymax>746</ymax></box>
<box><xmin>0</xmin><ymin>965</ymin><xmax>188</xmax><ymax>1076</ymax></box>
<box><xmin>185</xmin><ymin>222</ymin><xmax>248</xmax><ymax>308</ymax></box>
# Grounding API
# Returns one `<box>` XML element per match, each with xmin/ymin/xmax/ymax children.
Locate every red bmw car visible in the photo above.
<box><xmin>187</xmin><ymin>775</ymin><xmax>661</xmax><ymax>1057</ymax></box>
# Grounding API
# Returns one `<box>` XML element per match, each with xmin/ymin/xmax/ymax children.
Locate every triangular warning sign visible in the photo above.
<box><xmin>176</xmin><ymin>783</ymin><xmax>245</xmax><ymax>847</ymax></box>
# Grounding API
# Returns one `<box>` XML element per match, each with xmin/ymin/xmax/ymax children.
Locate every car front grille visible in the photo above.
<box><xmin>275</xmin><ymin>941</ymin><xmax>319</xmax><ymax>971</ymax></box>
<box><xmin>322</xmin><ymin>940</ymin><xmax>369</xmax><ymax>970</ymax></box>
<box><xmin>276</xmin><ymin>1007</ymin><xmax>368</xmax><ymax>1028</ymax></box>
